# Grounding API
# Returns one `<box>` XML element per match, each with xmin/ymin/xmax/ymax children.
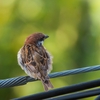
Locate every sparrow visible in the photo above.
<box><xmin>17</xmin><ymin>32</ymin><xmax>53</xmax><ymax>91</ymax></box>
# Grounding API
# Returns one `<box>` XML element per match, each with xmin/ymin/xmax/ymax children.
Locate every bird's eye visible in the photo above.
<box><xmin>40</xmin><ymin>38</ymin><xmax>44</xmax><ymax>41</ymax></box>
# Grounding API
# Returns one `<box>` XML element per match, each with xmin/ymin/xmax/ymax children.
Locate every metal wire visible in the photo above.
<box><xmin>0</xmin><ymin>65</ymin><xmax>100</xmax><ymax>88</ymax></box>
<box><xmin>0</xmin><ymin>76</ymin><xmax>31</xmax><ymax>88</ymax></box>
<box><xmin>48</xmin><ymin>88</ymin><xmax>100</xmax><ymax>100</ymax></box>
<box><xmin>95</xmin><ymin>95</ymin><xmax>100</xmax><ymax>100</ymax></box>
<box><xmin>49</xmin><ymin>65</ymin><xmax>100</xmax><ymax>78</ymax></box>
<box><xmin>12</xmin><ymin>78</ymin><xmax>100</xmax><ymax>100</ymax></box>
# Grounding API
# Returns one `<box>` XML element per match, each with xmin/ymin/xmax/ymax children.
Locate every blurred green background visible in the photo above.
<box><xmin>0</xmin><ymin>0</ymin><xmax>100</xmax><ymax>100</ymax></box>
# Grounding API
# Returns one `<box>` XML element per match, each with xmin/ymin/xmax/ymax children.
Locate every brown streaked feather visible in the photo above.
<box><xmin>20</xmin><ymin>44</ymin><xmax>50</xmax><ymax>80</ymax></box>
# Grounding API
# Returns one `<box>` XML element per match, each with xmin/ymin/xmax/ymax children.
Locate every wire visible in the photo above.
<box><xmin>0</xmin><ymin>76</ymin><xmax>32</xmax><ymax>88</ymax></box>
<box><xmin>48</xmin><ymin>88</ymin><xmax>100</xmax><ymax>100</ymax></box>
<box><xmin>49</xmin><ymin>65</ymin><xmax>100</xmax><ymax>78</ymax></box>
<box><xmin>12</xmin><ymin>78</ymin><xmax>100</xmax><ymax>100</ymax></box>
<box><xmin>95</xmin><ymin>95</ymin><xmax>100</xmax><ymax>100</ymax></box>
<box><xmin>0</xmin><ymin>65</ymin><xmax>100</xmax><ymax>88</ymax></box>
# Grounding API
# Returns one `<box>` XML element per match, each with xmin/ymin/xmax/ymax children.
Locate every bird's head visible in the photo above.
<box><xmin>25</xmin><ymin>32</ymin><xmax>49</xmax><ymax>47</ymax></box>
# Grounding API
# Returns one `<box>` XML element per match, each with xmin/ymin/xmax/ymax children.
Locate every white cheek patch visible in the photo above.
<box><xmin>41</xmin><ymin>41</ymin><xmax>43</xmax><ymax>45</ymax></box>
<box><xmin>38</xmin><ymin>41</ymin><xmax>44</xmax><ymax>46</ymax></box>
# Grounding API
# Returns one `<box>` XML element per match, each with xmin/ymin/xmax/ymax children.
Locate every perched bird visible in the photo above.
<box><xmin>17</xmin><ymin>33</ymin><xmax>53</xmax><ymax>91</ymax></box>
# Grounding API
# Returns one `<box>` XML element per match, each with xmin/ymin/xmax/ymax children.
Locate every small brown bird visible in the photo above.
<box><xmin>17</xmin><ymin>33</ymin><xmax>53</xmax><ymax>91</ymax></box>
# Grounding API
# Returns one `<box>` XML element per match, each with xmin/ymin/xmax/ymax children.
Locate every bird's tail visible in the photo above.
<box><xmin>41</xmin><ymin>78</ymin><xmax>53</xmax><ymax>91</ymax></box>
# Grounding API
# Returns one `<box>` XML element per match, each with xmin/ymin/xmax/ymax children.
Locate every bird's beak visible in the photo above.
<box><xmin>44</xmin><ymin>35</ymin><xmax>49</xmax><ymax>39</ymax></box>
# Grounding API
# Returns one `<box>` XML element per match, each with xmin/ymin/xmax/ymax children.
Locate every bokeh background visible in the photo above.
<box><xmin>0</xmin><ymin>0</ymin><xmax>100</xmax><ymax>100</ymax></box>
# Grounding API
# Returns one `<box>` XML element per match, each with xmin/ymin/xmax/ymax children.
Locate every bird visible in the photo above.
<box><xmin>17</xmin><ymin>32</ymin><xmax>53</xmax><ymax>91</ymax></box>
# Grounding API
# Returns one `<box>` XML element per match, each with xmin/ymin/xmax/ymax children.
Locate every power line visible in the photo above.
<box><xmin>12</xmin><ymin>78</ymin><xmax>100</xmax><ymax>100</ymax></box>
<box><xmin>48</xmin><ymin>88</ymin><xmax>100</xmax><ymax>100</ymax></box>
<box><xmin>0</xmin><ymin>65</ymin><xmax>100</xmax><ymax>88</ymax></box>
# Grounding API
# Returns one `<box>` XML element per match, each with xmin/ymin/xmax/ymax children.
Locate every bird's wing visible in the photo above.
<box><xmin>19</xmin><ymin>44</ymin><xmax>50</xmax><ymax>79</ymax></box>
<box><xmin>33</xmin><ymin>45</ymin><xmax>51</xmax><ymax>80</ymax></box>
